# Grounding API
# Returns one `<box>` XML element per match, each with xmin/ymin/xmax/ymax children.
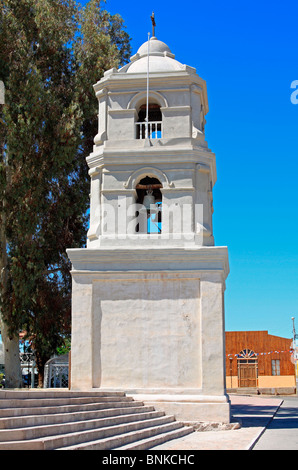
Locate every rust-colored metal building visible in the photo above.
<box><xmin>225</xmin><ymin>331</ymin><xmax>295</xmax><ymax>392</ymax></box>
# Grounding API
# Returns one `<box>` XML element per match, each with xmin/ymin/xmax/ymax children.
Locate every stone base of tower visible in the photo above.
<box><xmin>67</xmin><ymin>245</ymin><xmax>230</xmax><ymax>424</ymax></box>
<box><xmin>94</xmin><ymin>390</ymin><xmax>230</xmax><ymax>424</ymax></box>
<box><xmin>128</xmin><ymin>392</ymin><xmax>230</xmax><ymax>424</ymax></box>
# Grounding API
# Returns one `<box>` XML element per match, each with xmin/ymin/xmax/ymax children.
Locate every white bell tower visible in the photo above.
<box><xmin>67</xmin><ymin>32</ymin><xmax>230</xmax><ymax>424</ymax></box>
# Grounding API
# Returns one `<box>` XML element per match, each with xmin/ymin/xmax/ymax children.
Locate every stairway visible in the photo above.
<box><xmin>0</xmin><ymin>390</ymin><xmax>193</xmax><ymax>450</ymax></box>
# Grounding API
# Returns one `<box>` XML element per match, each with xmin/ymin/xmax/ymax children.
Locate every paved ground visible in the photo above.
<box><xmin>253</xmin><ymin>397</ymin><xmax>298</xmax><ymax>450</ymax></box>
<box><xmin>151</xmin><ymin>395</ymin><xmax>284</xmax><ymax>450</ymax></box>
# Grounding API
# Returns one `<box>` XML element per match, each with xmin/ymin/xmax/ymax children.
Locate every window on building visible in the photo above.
<box><xmin>272</xmin><ymin>359</ymin><xmax>280</xmax><ymax>376</ymax></box>
<box><xmin>136</xmin><ymin>104</ymin><xmax>162</xmax><ymax>139</ymax></box>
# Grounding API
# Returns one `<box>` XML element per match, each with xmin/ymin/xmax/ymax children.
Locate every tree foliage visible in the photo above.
<box><xmin>0</xmin><ymin>0</ymin><xmax>131</xmax><ymax>385</ymax></box>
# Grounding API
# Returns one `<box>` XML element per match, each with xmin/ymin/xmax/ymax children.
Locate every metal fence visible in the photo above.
<box><xmin>43</xmin><ymin>356</ymin><xmax>69</xmax><ymax>388</ymax></box>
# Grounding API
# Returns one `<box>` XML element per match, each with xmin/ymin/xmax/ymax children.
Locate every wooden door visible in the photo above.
<box><xmin>238</xmin><ymin>362</ymin><xmax>257</xmax><ymax>387</ymax></box>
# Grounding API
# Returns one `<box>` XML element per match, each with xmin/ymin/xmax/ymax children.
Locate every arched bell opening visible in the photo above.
<box><xmin>135</xmin><ymin>176</ymin><xmax>162</xmax><ymax>234</ymax></box>
<box><xmin>136</xmin><ymin>103</ymin><xmax>162</xmax><ymax>139</ymax></box>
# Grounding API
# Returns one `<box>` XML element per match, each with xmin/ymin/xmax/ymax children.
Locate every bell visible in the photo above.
<box><xmin>143</xmin><ymin>189</ymin><xmax>155</xmax><ymax>210</ymax></box>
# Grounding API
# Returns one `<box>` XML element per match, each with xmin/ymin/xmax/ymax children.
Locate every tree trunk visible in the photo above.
<box><xmin>0</xmin><ymin>319</ymin><xmax>23</xmax><ymax>388</ymax></box>
<box><xmin>0</xmin><ymin>236</ymin><xmax>23</xmax><ymax>388</ymax></box>
<box><xmin>38</xmin><ymin>369</ymin><xmax>44</xmax><ymax>388</ymax></box>
<box><xmin>0</xmin><ymin>125</ymin><xmax>23</xmax><ymax>388</ymax></box>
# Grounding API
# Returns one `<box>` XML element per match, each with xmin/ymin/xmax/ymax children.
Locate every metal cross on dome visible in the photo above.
<box><xmin>151</xmin><ymin>11</ymin><xmax>156</xmax><ymax>37</ymax></box>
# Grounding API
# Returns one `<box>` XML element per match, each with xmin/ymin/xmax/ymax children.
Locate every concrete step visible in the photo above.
<box><xmin>0</xmin><ymin>414</ymin><xmax>177</xmax><ymax>450</ymax></box>
<box><xmin>0</xmin><ymin>390</ymin><xmax>194</xmax><ymax>450</ymax></box>
<box><xmin>0</xmin><ymin>405</ymin><xmax>157</xmax><ymax>429</ymax></box>
<box><xmin>0</xmin><ymin>395</ymin><xmax>134</xmax><ymax>409</ymax></box>
<box><xmin>114</xmin><ymin>425</ymin><xmax>194</xmax><ymax>450</ymax></box>
<box><xmin>0</xmin><ymin>400</ymin><xmax>145</xmax><ymax>418</ymax></box>
<box><xmin>0</xmin><ymin>410</ymin><xmax>168</xmax><ymax>442</ymax></box>
<box><xmin>55</xmin><ymin>421</ymin><xmax>186</xmax><ymax>450</ymax></box>
<box><xmin>227</xmin><ymin>387</ymin><xmax>260</xmax><ymax>395</ymax></box>
<box><xmin>0</xmin><ymin>390</ymin><xmax>126</xmax><ymax>399</ymax></box>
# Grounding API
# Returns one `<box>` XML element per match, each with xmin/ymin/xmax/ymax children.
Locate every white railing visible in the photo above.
<box><xmin>136</xmin><ymin>121</ymin><xmax>162</xmax><ymax>139</ymax></box>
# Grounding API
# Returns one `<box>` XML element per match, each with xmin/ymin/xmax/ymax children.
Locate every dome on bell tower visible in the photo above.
<box><xmin>123</xmin><ymin>36</ymin><xmax>185</xmax><ymax>74</ymax></box>
<box><xmin>137</xmin><ymin>37</ymin><xmax>172</xmax><ymax>56</ymax></box>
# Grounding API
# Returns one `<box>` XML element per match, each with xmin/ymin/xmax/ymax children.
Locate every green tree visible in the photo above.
<box><xmin>0</xmin><ymin>0</ymin><xmax>131</xmax><ymax>387</ymax></box>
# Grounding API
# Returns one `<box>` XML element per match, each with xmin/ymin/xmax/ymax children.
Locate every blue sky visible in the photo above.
<box><xmin>81</xmin><ymin>0</ymin><xmax>298</xmax><ymax>339</ymax></box>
